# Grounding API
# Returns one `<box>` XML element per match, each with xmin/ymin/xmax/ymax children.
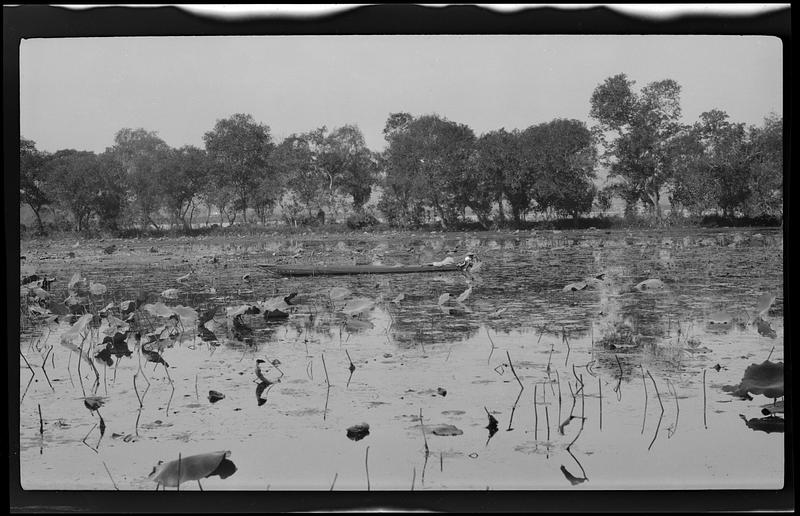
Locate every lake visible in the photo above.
<box><xmin>18</xmin><ymin>227</ymin><xmax>784</xmax><ymax>490</ymax></box>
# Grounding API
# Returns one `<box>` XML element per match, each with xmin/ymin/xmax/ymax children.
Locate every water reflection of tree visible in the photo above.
<box><xmin>389</xmin><ymin>311</ymin><xmax>482</xmax><ymax>348</ymax></box>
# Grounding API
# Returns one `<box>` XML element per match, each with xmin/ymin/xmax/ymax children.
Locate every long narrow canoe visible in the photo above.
<box><xmin>257</xmin><ymin>263</ymin><xmax>462</xmax><ymax>276</ymax></box>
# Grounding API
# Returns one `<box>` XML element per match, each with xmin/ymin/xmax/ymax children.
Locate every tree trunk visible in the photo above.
<box><xmin>32</xmin><ymin>207</ymin><xmax>45</xmax><ymax>235</ymax></box>
<box><xmin>496</xmin><ymin>195</ymin><xmax>506</xmax><ymax>224</ymax></box>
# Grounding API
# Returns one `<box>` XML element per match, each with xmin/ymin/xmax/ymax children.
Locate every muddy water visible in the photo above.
<box><xmin>18</xmin><ymin>228</ymin><xmax>784</xmax><ymax>490</ymax></box>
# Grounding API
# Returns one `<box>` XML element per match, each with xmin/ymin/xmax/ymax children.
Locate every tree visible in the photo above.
<box><xmin>473</xmin><ymin>131</ymin><xmax>508</xmax><ymax>224</ymax></box>
<box><xmin>380</xmin><ymin>114</ymin><xmax>476</xmax><ymax>229</ymax></box>
<box><xmin>160</xmin><ymin>145</ymin><xmax>209</xmax><ymax>231</ymax></box>
<box><xmin>524</xmin><ymin>119</ymin><xmax>597</xmax><ymax>219</ymax></box>
<box><xmin>666</xmin><ymin>127</ymin><xmax>713</xmax><ymax>217</ymax></box>
<box><xmin>43</xmin><ymin>150</ymin><xmax>102</xmax><ymax>231</ymax></box>
<box><xmin>271</xmin><ymin>129</ymin><xmax>328</xmax><ymax>223</ymax></box>
<box><xmin>110</xmin><ymin>128</ymin><xmax>171</xmax><ymax>230</ymax></box>
<box><xmin>590</xmin><ymin>74</ymin><xmax>683</xmax><ymax>219</ymax></box>
<box><xmin>745</xmin><ymin>114</ymin><xmax>782</xmax><ymax>217</ymax></box>
<box><xmin>20</xmin><ymin>138</ymin><xmax>50</xmax><ymax>234</ymax></box>
<box><xmin>203</xmin><ymin>114</ymin><xmax>275</xmax><ymax>223</ymax></box>
<box><xmin>320</xmin><ymin>125</ymin><xmax>378</xmax><ymax>213</ymax></box>
<box><xmin>93</xmin><ymin>152</ymin><xmax>128</xmax><ymax>231</ymax></box>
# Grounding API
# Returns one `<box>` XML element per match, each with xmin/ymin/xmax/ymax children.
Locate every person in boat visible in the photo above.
<box><xmin>458</xmin><ymin>253</ymin><xmax>478</xmax><ymax>271</ymax></box>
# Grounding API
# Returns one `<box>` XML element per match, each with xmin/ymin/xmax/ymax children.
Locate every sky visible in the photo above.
<box><xmin>20</xmin><ymin>34</ymin><xmax>782</xmax><ymax>154</ymax></box>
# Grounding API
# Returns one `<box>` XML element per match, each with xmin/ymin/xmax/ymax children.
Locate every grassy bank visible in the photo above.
<box><xmin>18</xmin><ymin>213</ymin><xmax>783</xmax><ymax>241</ymax></box>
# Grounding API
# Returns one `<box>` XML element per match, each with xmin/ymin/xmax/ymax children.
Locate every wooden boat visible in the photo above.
<box><xmin>257</xmin><ymin>262</ymin><xmax>463</xmax><ymax>276</ymax></box>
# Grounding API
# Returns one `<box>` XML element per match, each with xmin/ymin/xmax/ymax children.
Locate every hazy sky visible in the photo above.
<box><xmin>20</xmin><ymin>35</ymin><xmax>782</xmax><ymax>154</ymax></box>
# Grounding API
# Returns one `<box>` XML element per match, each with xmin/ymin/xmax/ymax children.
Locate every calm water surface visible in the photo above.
<box><xmin>18</xmin><ymin>228</ymin><xmax>784</xmax><ymax>490</ymax></box>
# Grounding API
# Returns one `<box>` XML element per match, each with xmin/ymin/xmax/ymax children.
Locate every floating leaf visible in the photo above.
<box><xmin>68</xmin><ymin>272</ymin><xmax>88</xmax><ymax>294</ymax></box>
<box><xmin>634</xmin><ymin>278</ymin><xmax>664</xmax><ymax>291</ymax></box>
<box><xmin>143</xmin><ymin>349</ymin><xmax>169</xmax><ymax>367</ymax></box>
<box><xmin>161</xmin><ymin>288</ymin><xmax>180</xmax><ymax>300</ymax></box>
<box><xmin>120</xmin><ymin>300</ymin><xmax>137</xmax><ymax>315</ymax></box>
<box><xmin>176</xmin><ymin>271</ymin><xmax>193</xmax><ymax>284</ymax></box>
<box><xmin>329</xmin><ymin>287</ymin><xmax>352</xmax><ymax>301</ymax></box>
<box><xmin>456</xmin><ymin>287</ymin><xmax>472</xmax><ymax>303</ymax></box>
<box><xmin>341</xmin><ymin>298</ymin><xmax>376</xmax><ymax>316</ymax></box>
<box><xmin>485</xmin><ymin>409</ymin><xmax>499</xmax><ymax>440</ymax></box>
<box><xmin>148</xmin><ymin>450</ymin><xmax>236</xmax><ymax>487</ymax></box>
<box><xmin>438</xmin><ymin>293</ymin><xmax>451</xmax><ymax>306</ymax></box>
<box><xmin>739</xmin><ymin>414</ymin><xmax>784</xmax><ymax>434</ymax></box>
<box><xmin>59</xmin><ymin>313</ymin><xmax>94</xmax><ymax>351</ymax></box>
<box><xmin>263</xmin><ymin>309</ymin><xmax>289</xmax><ymax>321</ymax></box>
<box><xmin>437</xmin><ymin>387</ymin><xmax>447</xmax><ymax>397</ymax></box>
<box><xmin>198</xmin><ymin>306</ymin><xmax>217</xmax><ymax>325</ymax></box>
<box><xmin>89</xmin><ymin>282</ymin><xmax>107</xmax><ymax>296</ymax></box>
<box><xmin>31</xmin><ymin>286</ymin><xmax>50</xmax><ymax>299</ymax></box>
<box><xmin>560</xmin><ymin>465</ymin><xmax>587</xmax><ymax>485</ymax></box>
<box><xmin>392</xmin><ymin>293</ymin><xmax>405</xmax><ymax>304</ymax></box>
<box><xmin>64</xmin><ymin>294</ymin><xmax>89</xmax><ymax>307</ymax></box>
<box><xmin>562</xmin><ymin>282</ymin><xmax>587</xmax><ymax>292</ymax></box>
<box><xmin>344</xmin><ymin>318</ymin><xmax>374</xmax><ymax>331</ymax></box>
<box><xmin>208</xmin><ymin>390</ymin><xmax>225</xmax><ymax>403</ymax></box>
<box><xmin>260</xmin><ymin>296</ymin><xmax>291</xmax><ymax>312</ymax></box>
<box><xmin>755</xmin><ymin>317</ymin><xmax>777</xmax><ymax>339</ymax></box>
<box><xmin>755</xmin><ymin>292</ymin><xmax>776</xmax><ymax>316</ymax></box>
<box><xmin>429</xmin><ymin>424</ymin><xmax>463</xmax><ymax>436</ymax></box>
<box><xmin>83</xmin><ymin>395</ymin><xmax>105</xmax><ymax>412</ymax></box>
<box><xmin>722</xmin><ymin>360</ymin><xmax>784</xmax><ymax>399</ymax></box>
<box><xmin>143</xmin><ymin>302</ymin><xmax>177</xmax><ymax>319</ymax></box>
<box><xmin>432</xmin><ymin>257</ymin><xmax>455</xmax><ymax>266</ymax></box>
<box><xmin>226</xmin><ymin>304</ymin><xmax>261</xmax><ymax>318</ymax></box>
<box><xmin>346</xmin><ymin>423</ymin><xmax>370</xmax><ymax>441</ymax></box>
<box><xmin>171</xmin><ymin>305</ymin><xmax>198</xmax><ymax>327</ymax></box>
<box><xmin>488</xmin><ymin>307</ymin><xmax>507</xmax><ymax>319</ymax></box>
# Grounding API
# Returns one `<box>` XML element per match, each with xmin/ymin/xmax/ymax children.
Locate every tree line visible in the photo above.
<box><xmin>20</xmin><ymin>73</ymin><xmax>782</xmax><ymax>235</ymax></box>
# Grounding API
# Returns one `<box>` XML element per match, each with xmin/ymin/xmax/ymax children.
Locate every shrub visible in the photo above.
<box><xmin>345</xmin><ymin>212</ymin><xmax>380</xmax><ymax>230</ymax></box>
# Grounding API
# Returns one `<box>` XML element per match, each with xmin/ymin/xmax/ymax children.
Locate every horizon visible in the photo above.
<box><xmin>21</xmin><ymin>35</ymin><xmax>782</xmax><ymax>155</ymax></box>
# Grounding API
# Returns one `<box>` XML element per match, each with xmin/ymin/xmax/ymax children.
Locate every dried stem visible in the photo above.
<box><xmin>365</xmin><ymin>446</ymin><xmax>371</xmax><ymax>491</ymax></box>
<box><xmin>702</xmin><ymin>369</ymin><xmax>708</xmax><ymax>429</ymax></box>
<box><xmin>647</xmin><ymin>370</ymin><xmax>664</xmax><ymax>413</ymax></box>
<box><xmin>419</xmin><ymin>408</ymin><xmax>429</xmax><ymax>454</ymax></box>
<box><xmin>41</xmin><ymin>346</ymin><xmax>54</xmax><ymax>391</ymax></box>
<box><xmin>321</xmin><ymin>353</ymin><xmax>330</xmax><ymax>387</ymax></box>
<box><xmin>506</xmin><ymin>351</ymin><xmax>524</xmax><ymax>390</ymax></box>
<box><xmin>640</xmin><ymin>365</ymin><xmax>648</xmax><ymax>435</ymax></box>
<box><xmin>533</xmin><ymin>383</ymin><xmax>539</xmax><ymax>440</ymax></box>
<box><xmin>103</xmin><ymin>461</ymin><xmax>119</xmax><ymax>490</ymax></box>
<box><xmin>598</xmin><ymin>376</ymin><xmax>602</xmax><ymax>431</ymax></box>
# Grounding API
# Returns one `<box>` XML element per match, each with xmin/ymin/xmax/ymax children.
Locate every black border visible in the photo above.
<box><xmin>6</xmin><ymin>4</ymin><xmax>793</xmax><ymax>513</ymax></box>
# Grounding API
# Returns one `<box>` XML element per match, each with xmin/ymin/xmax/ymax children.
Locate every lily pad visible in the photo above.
<box><xmin>346</xmin><ymin>423</ymin><xmax>370</xmax><ymax>441</ymax></box>
<box><xmin>208</xmin><ymin>390</ymin><xmax>225</xmax><ymax>403</ymax></box>
<box><xmin>739</xmin><ymin>414</ymin><xmax>784</xmax><ymax>434</ymax></box>
<box><xmin>161</xmin><ymin>288</ymin><xmax>180</xmax><ymax>300</ymax></box>
<box><xmin>634</xmin><ymin>278</ymin><xmax>664</xmax><ymax>291</ymax></box>
<box><xmin>341</xmin><ymin>298</ymin><xmax>376</xmax><ymax>316</ymax></box>
<box><xmin>148</xmin><ymin>450</ymin><xmax>236</xmax><ymax>487</ymax></box>
<box><xmin>722</xmin><ymin>360</ymin><xmax>784</xmax><ymax>399</ymax></box>
<box><xmin>429</xmin><ymin>424</ymin><xmax>463</xmax><ymax>436</ymax></box>
<box><xmin>755</xmin><ymin>318</ymin><xmax>777</xmax><ymax>339</ymax></box>
<box><xmin>329</xmin><ymin>287</ymin><xmax>352</xmax><ymax>301</ymax></box>
<box><xmin>755</xmin><ymin>292</ymin><xmax>776</xmax><ymax>316</ymax></box>
<box><xmin>562</xmin><ymin>282</ymin><xmax>587</xmax><ymax>292</ymax></box>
